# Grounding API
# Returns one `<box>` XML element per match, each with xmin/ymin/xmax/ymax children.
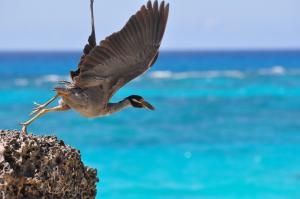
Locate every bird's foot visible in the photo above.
<box><xmin>30</xmin><ymin>102</ymin><xmax>46</xmax><ymax>116</ymax></box>
<box><xmin>20</xmin><ymin>123</ymin><xmax>28</xmax><ymax>135</ymax></box>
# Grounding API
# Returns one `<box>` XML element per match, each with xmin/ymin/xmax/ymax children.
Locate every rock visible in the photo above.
<box><xmin>0</xmin><ymin>130</ymin><xmax>98</xmax><ymax>199</ymax></box>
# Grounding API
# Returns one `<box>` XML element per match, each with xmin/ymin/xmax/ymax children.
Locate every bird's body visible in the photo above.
<box><xmin>57</xmin><ymin>86</ymin><xmax>106</xmax><ymax>118</ymax></box>
<box><xmin>20</xmin><ymin>0</ymin><xmax>169</xmax><ymax>134</ymax></box>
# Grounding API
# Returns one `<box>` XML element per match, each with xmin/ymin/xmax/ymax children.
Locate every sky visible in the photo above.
<box><xmin>0</xmin><ymin>0</ymin><xmax>300</xmax><ymax>51</ymax></box>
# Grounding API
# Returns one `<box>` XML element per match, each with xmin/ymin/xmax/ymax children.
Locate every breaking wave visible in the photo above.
<box><xmin>8</xmin><ymin>66</ymin><xmax>300</xmax><ymax>87</ymax></box>
<box><xmin>149</xmin><ymin>70</ymin><xmax>245</xmax><ymax>79</ymax></box>
<box><xmin>34</xmin><ymin>74</ymin><xmax>70</xmax><ymax>85</ymax></box>
<box><xmin>149</xmin><ymin>66</ymin><xmax>300</xmax><ymax>80</ymax></box>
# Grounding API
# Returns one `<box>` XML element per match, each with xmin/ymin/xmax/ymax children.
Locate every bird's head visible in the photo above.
<box><xmin>127</xmin><ymin>95</ymin><xmax>155</xmax><ymax>111</ymax></box>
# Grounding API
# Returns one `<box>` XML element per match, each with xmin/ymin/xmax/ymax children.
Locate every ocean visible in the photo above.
<box><xmin>1</xmin><ymin>50</ymin><xmax>300</xmax><ymax>198</ymax></box>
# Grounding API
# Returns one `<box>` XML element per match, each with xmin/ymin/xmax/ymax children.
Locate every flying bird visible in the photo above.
<box><xmin>20</xmin><ymin>0</ymin><xmax>169</xmax><ymax>134</ymax></box>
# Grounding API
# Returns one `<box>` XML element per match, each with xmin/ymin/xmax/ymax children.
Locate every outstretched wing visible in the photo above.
<box><xmin>72</xmin><ymin>0</ymin><xmax>169</xmax><ymax>98</ymax></box>
<box><xmin>70</xmin><ymin>0</ymin><xmax>97</xmax><ymax>79</ymax></box>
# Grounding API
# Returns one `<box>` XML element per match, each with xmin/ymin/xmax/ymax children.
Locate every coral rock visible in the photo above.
<box><xmin>0</xmin><ymin>130</ymin><xmax>98</xmax><ymax>199</ymax></box>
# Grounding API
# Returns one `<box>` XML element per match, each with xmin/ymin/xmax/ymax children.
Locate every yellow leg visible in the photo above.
<box><xmin>20</xmin><ymin>105</ymin><xmax>70</xmax><ymax>135</ymax></box>
<box><xmin>30</xmin><ymin>94</ymin><xmax>60</xmax><ymax>116</ymax></box>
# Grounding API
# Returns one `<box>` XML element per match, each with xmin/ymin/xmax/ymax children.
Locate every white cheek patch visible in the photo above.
<box><xmin>132</xmin><ymin>99</ymin><xmax>141</xmax><ymax>103</ymax></box>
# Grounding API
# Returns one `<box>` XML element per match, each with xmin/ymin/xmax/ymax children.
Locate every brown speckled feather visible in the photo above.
<box><xmin>72</xmin><ymin>0</ymin><xmax>169</xmax><ymax>100</ymax></box>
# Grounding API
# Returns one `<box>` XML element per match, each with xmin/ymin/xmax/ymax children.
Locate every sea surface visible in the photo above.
<box><xmin>1</xmin><ymin>50</ymin><xmax>300</xmax><ymax>199</ymax></box>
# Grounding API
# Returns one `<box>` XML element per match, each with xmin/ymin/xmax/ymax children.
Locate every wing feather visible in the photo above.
<box><xmin>73</xmin><ymin>0</ymin><xmax>169</xmax><ymax>100</ymax></box>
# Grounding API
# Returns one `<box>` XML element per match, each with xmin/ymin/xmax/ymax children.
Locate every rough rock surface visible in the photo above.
<box><xmin>0</xmin><ymin>130</ymin><xmax>98</xmax><ymax>199</ymax></box>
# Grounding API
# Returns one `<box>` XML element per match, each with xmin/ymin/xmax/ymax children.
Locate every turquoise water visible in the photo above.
<box><xmin>1</xmin><ymin>51</ymin><xmax>300</xmax><ymax>198</ymax></box>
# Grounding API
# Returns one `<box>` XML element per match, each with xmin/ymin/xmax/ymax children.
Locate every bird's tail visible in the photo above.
<box><xmin>53</xmin><ymin>87</ymin><xmax>70</xmax><ymax>97</ymax></box>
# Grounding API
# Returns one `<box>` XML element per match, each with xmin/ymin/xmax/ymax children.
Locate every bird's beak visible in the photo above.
<box><xmin>141</xmin><ymin>100</ymin><xmax>155</xmax><ymax>111</ymax></box>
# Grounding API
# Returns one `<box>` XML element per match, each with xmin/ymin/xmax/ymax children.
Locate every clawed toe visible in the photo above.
<box><xmin>19</xmin><ymin>122</ymin><xmax>29</xmax><ymax>126</ymax></box>
<box><xmin>33</xmin><ymin>102</ymin><xmax>42</xmax><ymax>107</ymax></box>
<box><xmin>29</xmin><ymin>102</ymin><xmax>45</xmax><ymax>116</ymax></box>
<box><xmin>20</xmin><ymin>123</ymin><xmax>28</xmax><ymax>135</ymax></box>
<box><xmin>21</xmin><ymin>94</ymin><xmax>60</xmax><ymax>134</ymax></box>
<box><xmin>30</xmin><ymin>109</ymin><xmax>42</xmax><ymax>116</ymax></box>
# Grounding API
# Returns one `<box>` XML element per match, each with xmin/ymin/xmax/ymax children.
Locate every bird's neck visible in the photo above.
<box><xmin>106</xmin><ymin>98</ymin><xmax>132</xmax><ymax>115</ymax></box>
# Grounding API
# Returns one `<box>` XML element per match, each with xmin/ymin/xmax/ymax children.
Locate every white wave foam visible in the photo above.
<box><xmin>149</xmin><ymin>66</ymin><xmax>300</xmax><ymax>80</ymax></box>
<box><xmin>14</xmin><ymin>78</ymin><xmax>29</xmax><ymax>86</ymax></box>
<box><xmin>150</xmin><ymin>71</ymin><xmax>173</xmax><ymax>79</ymax></box>
<box><xmin>258</xmin><ymin>66</ymin><xmax>286</xmax><ymax>75</ymax></box>
<box><xmin>41</xmin><ymin>74</ymin><xmax>62</xmax><ymax>82</ymax></box>
<box><xmin>9</xmin><ymin>66</ymin><xmax>300</xmax><ymax>85</ymax></box>
<box><xmin>149</xmin><ymin>70</ymin><xmax>245</xmax><ymax>79</ymax></box>
<box><xmin>34</xmin><ymin>74</ymin><xmax>70</xmax><ymax>85</ymax></box>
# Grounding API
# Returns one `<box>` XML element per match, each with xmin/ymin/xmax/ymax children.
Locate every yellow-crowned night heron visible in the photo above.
<box><xmin>20</xmin><ymin>0</ymin><xmax>169</xmax><ymax>134</ymax></box>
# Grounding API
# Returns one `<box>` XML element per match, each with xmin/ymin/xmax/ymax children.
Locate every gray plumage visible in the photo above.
<box><xmin>57</xmin><ymin>0</ymin><xmax>169</xmax><ymax>117</ymax></box>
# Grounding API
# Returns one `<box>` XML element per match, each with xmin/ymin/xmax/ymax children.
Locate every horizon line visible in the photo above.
<box><xmin>1</xmin><ymin>48</ymin><xmax>300</xmax><ymax>53</ymax></box>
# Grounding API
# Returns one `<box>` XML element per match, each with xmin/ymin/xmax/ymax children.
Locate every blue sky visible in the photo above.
<box><xmin>1</xmin><ymin>0</ymin><xmax>299</xmax><ymax>51</ymax></box>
